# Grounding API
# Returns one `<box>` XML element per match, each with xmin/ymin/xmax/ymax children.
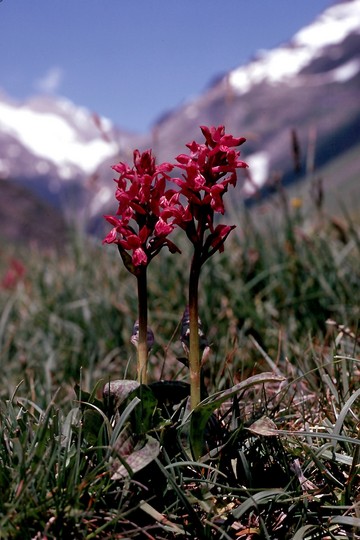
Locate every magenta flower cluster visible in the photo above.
<box><xmin>104</xmin><ymin>125</ymin><xmax>247</xmax><ymax>269</ymax></box>
<box><xmin>103</xmin><ymin>149</ymin><xmax>179</xmax><ymax>268</ymax></box>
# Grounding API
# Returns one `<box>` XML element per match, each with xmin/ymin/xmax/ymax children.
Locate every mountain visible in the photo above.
<box><xmin>0</xmin><ymin>91</ymin><xmax>147</xmax><ymax>221</ymax></box>
<box><xmin>150</xmin><ymin>0</ymin><xmax>360</xmax><ymax>196</ymax></box>
<box><xmin>1</xmin><ymin>0</ymin><xmax>360</xmax><ymax>243</ymax></box>
<box><xmin>0</xmin><ymin>177</ymin><xmax>67</xmax><ymax>249</ymax></box>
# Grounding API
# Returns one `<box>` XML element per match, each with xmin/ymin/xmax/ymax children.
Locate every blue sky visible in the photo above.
<box><xmin>0</xmin><ymin>0</ymin><xmax>333</xmax><ymax>133</ymax></box>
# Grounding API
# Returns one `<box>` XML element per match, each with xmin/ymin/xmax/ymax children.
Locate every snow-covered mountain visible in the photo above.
<box><xmin>0</xmin><ymin>94</ymin><xmax>116</xmax><ymax>179</ymax></box>
<box><xmin>1</xmin><ymin>0</ymin><xmax>360</xmax><ymax>237</ymax></box>
<box><xmin>151</xmin><ymin>0</ymin><xmax>360</xmax><ymax>195</ymax></box>
<box><xmin>0</xmin><ymin>91</ymin><xmax>146</xmax><ymax>221</ymax></box>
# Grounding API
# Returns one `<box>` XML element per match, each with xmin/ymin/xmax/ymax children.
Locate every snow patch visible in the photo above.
<box><xmin>229</xmin><ymin>0</ymin><xmax>360</xmax><ymax>94</ymax></box>
<box><xmin>89</xmin><ymin>185</ymin><xmax>112</xmax><ymax>215</ymax></box>
<box><xmin>295</xmin><ymin>1</ymin><xmax>360</xmax><ymax>50</ymax></box>
<box><xmin>242</xmin><ymin>152</ymin><xmax>269</xmax><ymax>195</ymax></box>
<box><xmin>331</xmin><ymin>58</ymin><xmax>360</xmax><ymax>83</ymax></box>
<box><xmin>0</xmin><ymin>101</ymin><xmax>118</xmax><ymax>175</ymax></box>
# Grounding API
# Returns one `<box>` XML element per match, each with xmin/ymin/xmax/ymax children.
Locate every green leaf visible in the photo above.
<box><xmin>332</xmin><ymin>387</ymin><xmax>360</xmax><ymax>450</ymax></box>
<box><xmin>74</xmin><ymin>382</ymin><xmax>104</xmax><ymax>411</ymax></box>
<box><xmin>232</xmin><ymin>489</ymin><xmax>286</xmax><ymax>519</ymax></box>
<box><xmin>292</xmin><ymin>525</ymin><xmax>318</xmax><ymax>540</ymax></box>
<box><xmin>109</xmin><ymin>397</ymin><xmax>141</xmax><ymax>447</ymax></box>
<box><xmin>83</xmin><ymin>408</ymin><xmax>105</xmax><ymax>446</ymax></box>
<box><xmin>131</xmin><ymin>384</ymin><xmax>159</xmax><ymax>435</ymax></box>
<box><xmin>190</xmin><ymin>372</ymin><xmax>285</xmax><ymax>459</ymax></box>
<box><xmin>61</xmin><ymin>407</ymin><xmax>81</xmax><ymax>451</ymax></box>
<box><xmin>329</xmin><ymin>515</ymin><xmax>360</xmax><ymax>528</ymax></box>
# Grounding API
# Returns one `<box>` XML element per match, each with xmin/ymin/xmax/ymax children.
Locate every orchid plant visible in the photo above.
<box><xmin>104</xmin><ymin>126</ymin><xmax>247</xmax><ymax>407</ymax></box>
<box><xmin>103</xmin><ymin>149</ymin><xmax>180</xmax><ymax>383</ymax></box>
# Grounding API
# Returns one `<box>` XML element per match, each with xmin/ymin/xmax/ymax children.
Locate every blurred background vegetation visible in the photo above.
<box><xmin>1</xmin><ymin>169</ymin><xmax>359</xmax><ymax>406</ymax></box>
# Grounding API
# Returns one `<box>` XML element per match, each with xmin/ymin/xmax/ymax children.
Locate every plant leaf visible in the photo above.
<box><xmin>292</xmin><ymin>525</ymin><xmax>318</xmax><ymax>540</ymax></box>
<box><xmin>61</xmin><ymin>407</ymin><xmax>81</xmax><ymax>450</ymax></box>
<box><xmin>83</xmin><ymin>408</ymin><xmax>105</xmax><ymax>446</ymax></box>
<box><xmin>247</xmin><ymin>416</ymin><xmax>278</xmax><ymax>436</ymax></box>
<box><xmin>74</xmin><ymin>383</ymin><xmax>104</xmax><ymax>411</ymax></box>
<box><xmin>232</xmin><ymin>489</ymin><xmax>286</xmax><ymax>519</ymax></box>
<box><xmin>332</xmin><ymin>387</ymin><xmax>360</xmax><ymax>450</ymax></box>
<box><xmin>111</xmin><ymin>433</ymin><xmax>160</xmax><ymax>480</ymax></box>
<box><xmin>103</xmin><ymin>379</ymin><xmax>140</xmax><ymax>407</ymax></box>
<box><xmin>190</xmin><ymin>373</ymin><xmax>285</xmax><ymax>459</ymax></box>
<box><xmin>131</xmin><ymin>384</ymin><xmax>159</xmax><ymax>435</ymax></box>
<box><xmin>329</xmin><ymin>515</ymin><xmax>360</xmax><ymax>528</ymax></box>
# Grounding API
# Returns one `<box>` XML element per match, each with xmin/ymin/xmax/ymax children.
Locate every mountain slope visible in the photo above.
<box><xmin>151</xmin><ymin>0</ymin><xmax>360</xmax><ymax>195</ymax></box>
<box><xmin>0</xmin><ymin>178</ymin><xmax>67</xmax><ymax>249</ymax></box>
<box><xmin>0</xmin><ymin>92</ymin><xmax>146</xmax><ymax>218</ymax></box>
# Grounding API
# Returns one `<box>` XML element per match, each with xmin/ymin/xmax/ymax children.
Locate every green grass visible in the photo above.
<box><xmin>0</xmin><ymin>190</ymin><xmax>359</xmax><ymax>539</ymax></box>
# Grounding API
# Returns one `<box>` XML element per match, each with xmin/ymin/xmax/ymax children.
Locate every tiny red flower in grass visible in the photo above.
<box><xmin>1</xmin><ymin>258</ymin><xmax>26</xmax><ymax>290</ymax></box>
<box><xmin>103</xmin><ymin>149</ymin><xmax>179</xmax><ymax>271</ymax></box>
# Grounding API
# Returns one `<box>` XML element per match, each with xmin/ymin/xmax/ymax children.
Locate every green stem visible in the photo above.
<box><xmin>136</xmin><ymin>268</ymin><xmax>148</xmax><ymax>384</ymax></box>
<box><xmin>188</xmin><ymin>250</ymin><xmax>201</xmax><ymax>409</ymax></box>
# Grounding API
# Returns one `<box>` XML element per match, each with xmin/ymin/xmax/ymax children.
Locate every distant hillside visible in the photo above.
<box><xmin>0</xmin><ymin>179</ymin><xmax>68</xmax><ymax>249</ymax></box>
